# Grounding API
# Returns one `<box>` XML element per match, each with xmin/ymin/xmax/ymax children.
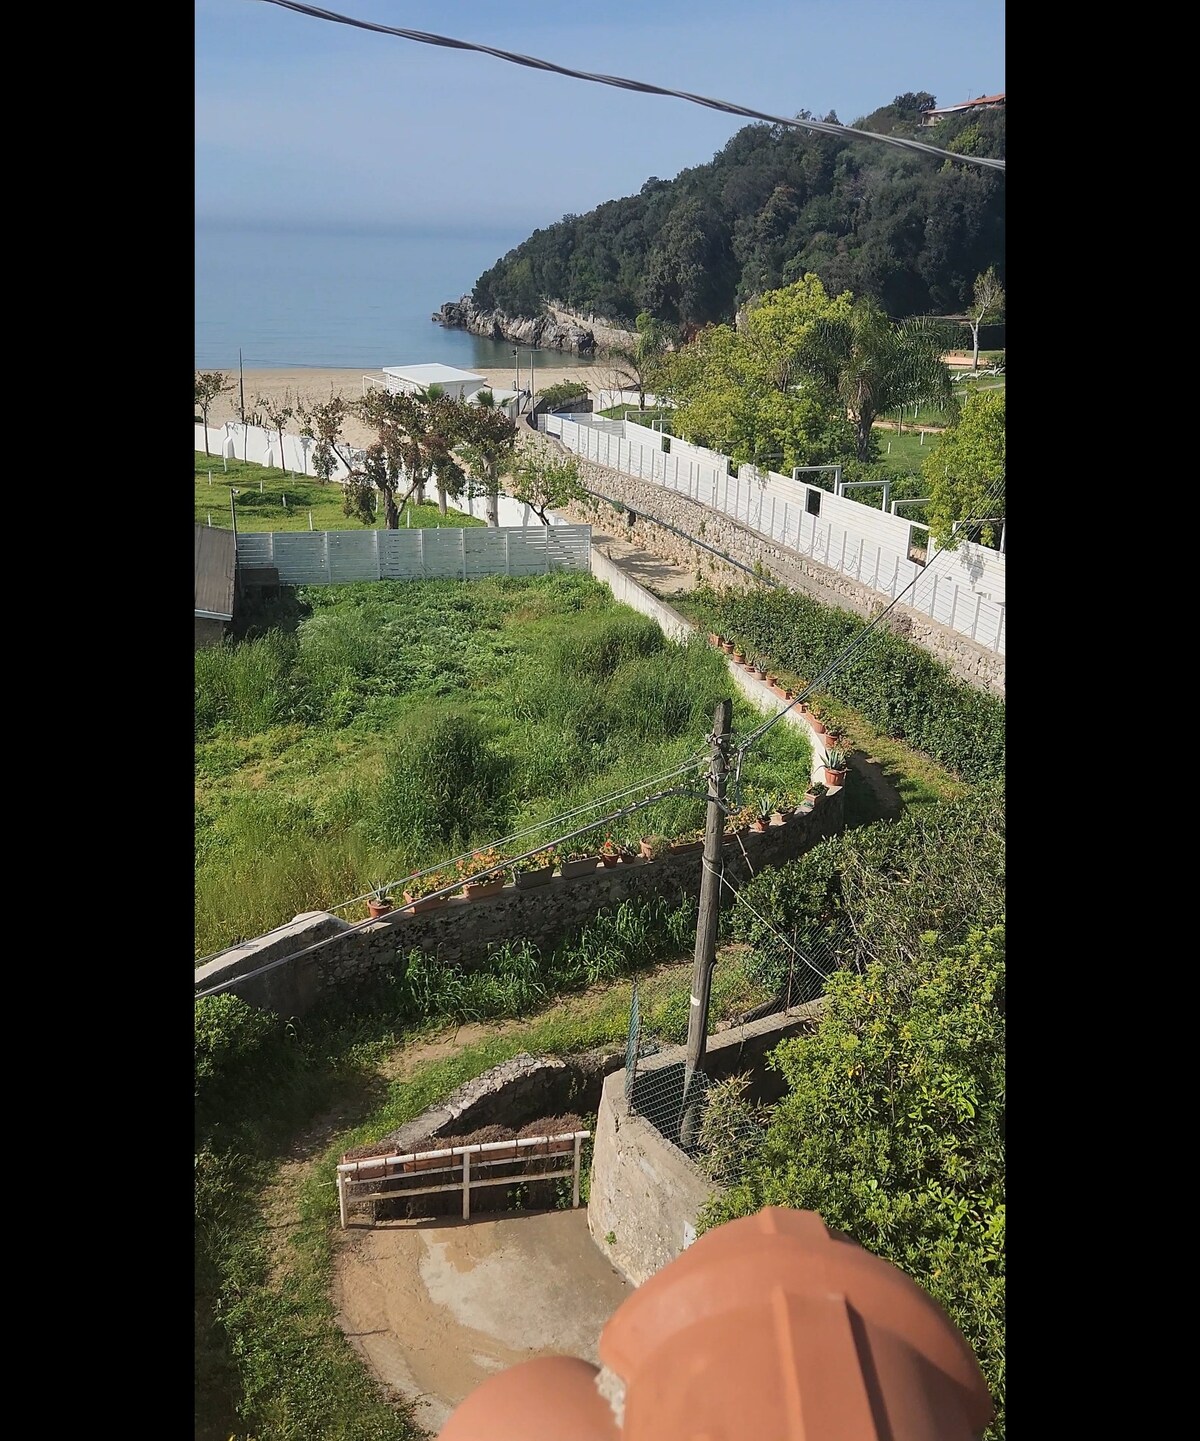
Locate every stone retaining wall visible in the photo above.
<box><xmin>523</xmin><ymin>427</ymin><xmax>1004</xmax><ymax>696</ymax></box>
<box><xmin>195</xmin><ymin>799</ymin><xmax>844</xmax><ymax>1016</ymax></box>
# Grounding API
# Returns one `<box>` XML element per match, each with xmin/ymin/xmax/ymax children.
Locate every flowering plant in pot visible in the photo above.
<box><xmin>725</xmin><ymin>802</ymin><xmax>756</xmax><ymax>837</ymax></box>
<box><xmin>403</xmin><ymin>869</ymin><xmax>455</xmax><ymax>911</ymax></box>
<box><xmin>598</xmin><ymin>836</ymin><xmax>630</xmax><ymax>867</ymax></box>
<box><xmin>457</xmin><ymin>847</ymin><xmax>507</xmax><ymax>897</ymax></box>
<box><xmin>510</xmin><ymin>848</ymin><xmax>557</xmax><ymax>888</ymax></box>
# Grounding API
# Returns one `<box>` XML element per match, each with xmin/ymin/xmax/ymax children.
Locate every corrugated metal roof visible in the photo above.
<box><xmin>195</xmin><ymin>523</ymin><xmax>236</xmax><ymax>620</ymax></box>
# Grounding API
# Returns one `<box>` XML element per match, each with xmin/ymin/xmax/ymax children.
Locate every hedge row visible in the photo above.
<box><xmin>693</xmin><ymin>587</ymin><xmax>1005</xmax><ymax>783</ymax></box>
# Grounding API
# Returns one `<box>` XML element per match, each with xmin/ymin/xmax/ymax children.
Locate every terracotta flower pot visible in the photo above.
<box><xmin>732</xmin><ymin>651</ymin><xmax>746</xmax><ymax>664</ymax></box>
<box><xmin>403</xmin><ymin>891</ymin><xmax>449</xmax><ymax>914</ymax></box>
<box><xmin>367</xmin><ymin>899</ymin><xmax>394</xmax><ymax>919</ymax></box>
<box><xmin>823</xmin><ymin>767</ymin><xmax>848</xmax><ymax>788</ymax></box>
<box><xmin>599</xmin><ymin>853</ymin><xmax>621</xmax><ymax>868</ymax></box>
<box><xmin>463</xmin><ymin>878</ymin><xmax>506</xmax><ymax>899</ymax></box>
<box><xmin>513</xmin><ymin>865</ymin><xmax>555</xmax><ymax>890</ymax></box>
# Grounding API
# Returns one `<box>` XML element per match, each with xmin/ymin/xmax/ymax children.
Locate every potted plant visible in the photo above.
<box><xmin>510</xmin><ymin>848</ymin><xmax>557</xmax><ymax>889</ymax></box>
<box><xmin>731</xmin><ymin>645</ymin><xmax>746</xmax><ymax>664</ymax></box>
<box><xmin>561</xmin><ymin>849</ymin><xmax>601</xmax><ymax>878</ymax></box>
<box><xmin>771</xmin><ymin>793</ymin><xmax>797</xmax><ymax>824</ymax></box>
<box><xmin>668</xmin><ymin>828</ymin><xmax>705</xmax><ymax>855</ymax></box>
<box><xmin>639</xmin><ymin>833</ymin><xmax>669</xmax><ymax>860</ymax></box>
<box><xmin>801</xmin><ymin>781</ymin><xmax>827</xmax><ymax>811</ymax></box>
<box><xmin>752</xmin><ymin>656</ymin><xmax>768</xmax><ymax>680</ymax></box>
<box><xmin>457</xmin><ymin>847</ymin><xmax>508</xmax><ymax>898</ymax></box>
<box><xmin>598</xmin><ymin>836</ymin><xmax>626</xmax><ymax>868</ymax></box>
<box><xmin>751</xmin><ymin>795</ymin><xmax>774</xmax><ymax>832</ymax></box>
<box><xmin>403</xmin><ymin>869</ymin><xmax>454</xmax><ymax>913</ymax></box>
<box><xmin>367</xmin><ymin>883</ymin><xmax>394</xmax><ymax>920</ymax></box>
<box><xmin>822</xmin><ymin>747</ymin><xmax>849</xmax><ymax>787</ymax></box>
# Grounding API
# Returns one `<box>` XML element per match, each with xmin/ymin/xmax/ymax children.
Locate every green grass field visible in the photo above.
<box><xmin>195</xmin><ymin>453</ymin><xmax>486</xmax><ymax>532</ymax></box>
<box><xmin>195</xmin><ymin>573</ymin><xmax>812</xmax><ymax>957</ymax></box>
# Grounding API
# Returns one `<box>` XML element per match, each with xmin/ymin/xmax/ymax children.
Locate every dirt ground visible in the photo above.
<box><xmin>333</xmin><ymin>1209</ymin><xmax>631</xmax><ymax>1435</ymax></box>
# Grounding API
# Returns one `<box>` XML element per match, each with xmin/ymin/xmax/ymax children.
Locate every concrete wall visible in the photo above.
<box><xmin>194</xmin><ymin>798</ymin><xmax>845</xmax><ymax>1015</ymax></box>
<box><xmin>587</xmin><ymin>1004</ymin><xmax>824</xmax><ymax>1285</ymax></box>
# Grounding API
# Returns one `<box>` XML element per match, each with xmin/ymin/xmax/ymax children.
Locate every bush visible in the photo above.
<box><xmin>693</xmin><ymin>587</ymin><xmax>1004</xmax><ymax>782</ymax></box>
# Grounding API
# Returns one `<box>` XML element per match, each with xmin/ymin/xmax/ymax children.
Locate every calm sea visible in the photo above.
<box><xmin>194</xmin><ymin>221</ymin><xmax>599</xmax><ymax>372</ymax></box>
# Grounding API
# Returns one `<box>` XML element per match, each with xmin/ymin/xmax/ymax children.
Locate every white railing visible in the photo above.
<box><xmin>235</xmin><ymin>525</ymin><xmax>592</xmax><ymax>584</ymax></box>
<box><xmin>336</xmin><ymin>1130</ymin><xmax>590</xmax><ymax>1225</ymax></box>
<box><xmin>540</xmin><ymin>414</ymin><xmax>1005</xmax><ymax>654</ymax></box>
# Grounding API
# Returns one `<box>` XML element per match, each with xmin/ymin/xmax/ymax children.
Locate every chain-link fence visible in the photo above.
<box><xmin>622</xmin><ymin>871</ymin><xmax>840</xmax><ymax>1186</ymax></box>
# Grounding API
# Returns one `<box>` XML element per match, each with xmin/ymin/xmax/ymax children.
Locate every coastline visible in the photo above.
<box><xmin>201</xmin><ymin>363</ymin><xmax>619</xmax><ymax>448</ymax></box>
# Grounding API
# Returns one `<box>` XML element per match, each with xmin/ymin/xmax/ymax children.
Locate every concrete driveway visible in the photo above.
<box><xmin>333</xmin><ymin>1208</ymin><xmax>631</xmax><ymax>1435</ymax></box>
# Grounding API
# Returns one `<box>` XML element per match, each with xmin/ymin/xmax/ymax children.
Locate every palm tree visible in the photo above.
<box><xmin>806</xmin><ymin>298</ymin><xmax>954</xmax><ymax>463</ymax></box>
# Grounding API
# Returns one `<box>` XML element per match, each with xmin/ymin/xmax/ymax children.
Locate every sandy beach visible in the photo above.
<box><xmin>201</xmin><ymin>363</ymin><xmax>613</xmax><ymax>449</ymax></box>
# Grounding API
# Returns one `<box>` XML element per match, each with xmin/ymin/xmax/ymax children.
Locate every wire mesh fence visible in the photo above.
<box><xmin>622</xmin><ymin>870</ymin><xmax>841</xmax><ymax>1186</ymax></box>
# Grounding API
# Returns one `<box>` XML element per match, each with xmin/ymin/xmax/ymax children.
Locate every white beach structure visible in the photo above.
<box><xmin>381</xmin><ymin>363</ymin><xmax>487</xmax><ymax>400</ymax></box>
<box><xmin>363</xmin><ymin>362</ymin><xmax>523</xmax><ymax>420</ymax></box>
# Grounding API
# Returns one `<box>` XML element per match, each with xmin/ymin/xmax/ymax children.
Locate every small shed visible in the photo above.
<box><xmin>381</xmin><ymin>363</ymin><xmax>488</xmax><ymax>401</ymax></box>
<box><xmin>195</xmin><ymin>523</ymin><xmax>235</xmax><ymax>648</ymax></box>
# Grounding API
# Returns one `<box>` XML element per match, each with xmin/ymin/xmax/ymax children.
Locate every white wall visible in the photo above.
<box><xmin>234</xmin><ymin>525</ymin><xmax>592</xmax><ymax>585</ymax></box>
<box><xmin>541</xmin><ymin>415</ymin><xmax>1006</xmax><ymax>655</ymax></box>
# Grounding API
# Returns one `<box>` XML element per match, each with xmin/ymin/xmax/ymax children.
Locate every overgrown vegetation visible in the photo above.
<box><xmin>195</xmin><ymin>574</ymin><xmax>811</xmax><ymax>956</ymax></box>
<box><xmin>679</xmin><ymin>585</ymin><xmax>1005</xmax><ymax>783</ymax></box>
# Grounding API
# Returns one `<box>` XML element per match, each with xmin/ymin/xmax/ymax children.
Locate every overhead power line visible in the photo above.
<box><xmin>254</xmin><ymin>1</ymin><xmax>1005</xmax><ymax>173</ymax></box>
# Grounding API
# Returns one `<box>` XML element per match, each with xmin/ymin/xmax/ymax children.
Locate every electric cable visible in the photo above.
<box><xmin>254</xmin><ymin>2</ymin><xmax>1005</xmax><ymax>173</ymax></box>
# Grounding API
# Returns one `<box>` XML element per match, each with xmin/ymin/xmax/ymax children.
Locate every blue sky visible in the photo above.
<box><xmin>196</xmin><ymin>1</ymin><xmax>1004</xmax><ymax>237</ymax></box>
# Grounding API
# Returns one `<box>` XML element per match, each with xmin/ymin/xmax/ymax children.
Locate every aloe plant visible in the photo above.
<box><xmin>823</xmin><ymin>748</ymin><xmax>847</xmax><ymax>771</ymax></box>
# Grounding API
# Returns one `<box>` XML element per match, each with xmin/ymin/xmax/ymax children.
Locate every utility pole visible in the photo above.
<box><xmin>681</xmin><ymin>698</ymin><xmax>732</xmax><ymax>1146</ymax></box>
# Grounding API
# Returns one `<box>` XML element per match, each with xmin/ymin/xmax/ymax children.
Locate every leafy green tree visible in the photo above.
<box><xmin>804</xmin><ymin>296</ymin><xmax>955</xmax><ymax>462</ymax></box>
<box><xmin>701</xmin><ymin>925</ymin><xmax>1006</xmax><ymax>1437</ymax></box>
<box><xmin>296</xmin><ymin>394</ymin><xmax>355</xmax><ymax>484</ymax></box>
<box><xmin>966</xmin><ymin>266</ymin><xmax>1005</xmax><ymax>371</ymax></box>
<box><xmin>923</xmin><ymin>389</ymin><xmax>1005</xmax><ymax>549</ymax></box>
<box><xmin>510</xmin><ymin>447</ymin><xmax>586</xmax><ymax>525</ymax></box>
<box><xmin>456</xmin><ymin>398</ymin><xmax>518</xmax><ymax>527</ymax></box>
<box><xmin>194</xmin><ymin>371</ymin><xmax>232</xmax><ymax>455</ymax></box>
<box><xmin>654</xmin><ymin>275</ymin><xmax>855</xmax><ymax>471</ymax></box>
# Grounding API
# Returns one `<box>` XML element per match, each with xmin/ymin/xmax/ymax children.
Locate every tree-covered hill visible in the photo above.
<box><xmin>471</xmin><ymin>94</ymin><xmax>1004</xmax><ymax>331</ymax></box>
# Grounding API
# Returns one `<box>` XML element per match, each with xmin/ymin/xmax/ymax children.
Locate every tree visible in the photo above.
<box><xmin>456</xmin><ymin>397</ymin><xmax>518</xmax><ymax>527</ymax></box>
<box><xmin>653</xmin><ymin>275</ymin><xmax>855</xmax><ymax>472</ymax></box>
<box><xmin>296</xmin><ymin>394</ymin><xmax>355</xmax><ymax>484</ymax></box>
<box><xmin>700</xmin><ymin>925</ymin><xmax>1006</xmax><ymax>1436</ymax></box>
<box><xmin>195</xmin><ymin>371</ymin><xmax>232</xmax><ymax>456</ymax></box>
<box><xmin>510</xmin><ymin>446</ymin><xmax>586</xmax><ymax>525</ymax></box>
<box><xmin>804</xmin><ymin>296</ymin><xmax>955</xmax><ymax>462</ymax></box>
<box><xmin>256</xmin><ymin>393</ymin><xmax>294</xmax><ymax>475</ymax></box>
<box><xmin>348</xmin><ymin>389</ymin><xmax>426</xmax><ymax>527</ymax></box>
<box><xmin>923</xmin><ymin>389</ymin><xmax>1005</xmax><ymax>549</ymax></box>
<box><xmin>602</xmin><ymin>311</ymin><xmax>678</xmax><ymax>409</ymax></box>
<box><xmin>966</xmin><ymin>266</ymin><xmax>1005</xmax><ymax>371</ymax></box>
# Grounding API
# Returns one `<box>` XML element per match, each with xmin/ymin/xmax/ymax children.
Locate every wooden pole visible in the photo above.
<box><xmin>681</xmin><ymin>698</ymin><xmax>732</xmax><ymax>1145</ymax></box>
